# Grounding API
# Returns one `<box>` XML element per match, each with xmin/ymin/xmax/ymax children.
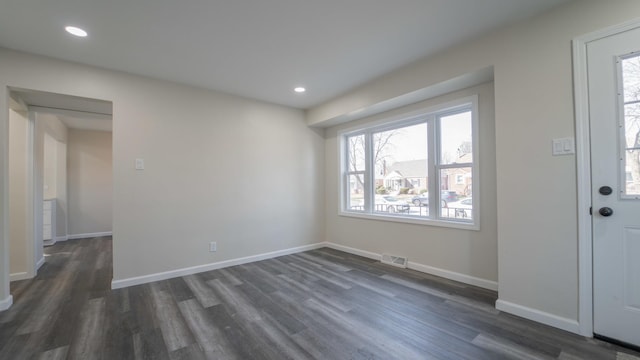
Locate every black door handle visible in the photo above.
<box><xmin>599</xmin><ymin>186</ymin><xmax>613</xmax><ymax>195</ymax></box>
<box><xmin>599</xmin><ymin>207</ymin><xmax>613</xmax><ymax>217</ymax></box>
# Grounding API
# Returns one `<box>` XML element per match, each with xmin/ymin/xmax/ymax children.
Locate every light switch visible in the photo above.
<box><xmin>552</xmin><ymin>138</ymin><xmax>575</xmax><ymax>156</ymax></box>
<box><xmin>563</xmin><ymin>138</ymin><xmax>574</xmax><ymax>152</ymax></box>
<box><xmin>135</xmin><ymin>158</ymin><xmax>145</xmax><ymax>170</ymax></box>
<box><xmin>553</xmin><ymin>140</ymin><xmax>563</xmax><ymax>154</ymax></box>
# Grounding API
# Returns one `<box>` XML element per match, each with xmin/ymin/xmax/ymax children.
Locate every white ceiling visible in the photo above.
<box><xmin>0</xmin><ymin>0</ymin><xmax>570</xmax><ymax>109</ymax></box>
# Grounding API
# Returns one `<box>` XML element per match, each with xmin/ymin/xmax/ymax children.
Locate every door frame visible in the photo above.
<box><xmin>6</xmin><ymin>96</ymin><xmax>38</xmax><ymax>281</ymax></box>
<box><xmin>573</xmin><ymin>17</ymin><xmax>640</xmax><ymax>338</ymax></box>
<box><xmin>29</xmin><ymin>109</ymin><xmax>44</xmax><ymax>274</ymax></box>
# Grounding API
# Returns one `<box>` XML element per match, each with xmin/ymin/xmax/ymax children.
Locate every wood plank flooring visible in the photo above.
<box><xmin>1</xmin><ymin>237</ymin><xmax>639</xmax><ymax>359</ymax></box>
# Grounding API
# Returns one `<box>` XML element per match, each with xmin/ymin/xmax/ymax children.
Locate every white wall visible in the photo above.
<box><xmin>311</xmin><ymin>0</ymin><xmax>640</xmax><ymax>328</ymax></box>
<box><xmin>0</xmin><ymin>46</ymin><xmax>325</xmax><ymax>300</ymax></box>
<box><xmin>67</xmin><ymin>129</ymin><xmax>112</xmax><ymax>236</ymax></box>
<box><xmin>9</xmin><ymin>108</ymin><xmax>29</xmax><ymax>279</ymax></box>
<box><xmin>325</xmin><ymin>83</ymin><xmax>497</xmax><ymax>286</ymax></box>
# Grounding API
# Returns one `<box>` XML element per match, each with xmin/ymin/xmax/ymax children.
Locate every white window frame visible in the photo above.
<box><xmin>338</xmin><ymin>95</ymin><xmax>480</xmax><ymax>230</ymax></box>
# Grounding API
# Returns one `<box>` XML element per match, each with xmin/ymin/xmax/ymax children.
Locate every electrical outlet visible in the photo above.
<box><xmin>209</xmin><ymin>242</ymin><xmax>217</xmax><ymax>252</ymax></box>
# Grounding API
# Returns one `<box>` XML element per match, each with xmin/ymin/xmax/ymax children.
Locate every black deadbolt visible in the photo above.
<box><xmin>599</xmin><ymin>186</ymin><xmax>613</xmax><ymax>195</ymax></box>
<box><xmin>599</xmin><ymin>207</ymin><xmax>614</xmax><ymax>217</ymax></box>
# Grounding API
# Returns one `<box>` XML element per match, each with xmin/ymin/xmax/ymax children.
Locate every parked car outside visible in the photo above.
<box><xmin>411</xmin><ymin>191</ymin><xmax>458</xmax><ymax>207</ymax></box>
<box><xmin>441</xmin><ymin>191</ymin><xmax>459</xmax><ymax>203</ymax></box>
<box><xmin>375</xmin><ymin>195</ymin><xmax>410</xmax><ymax>213</ymax></box>
<box><xmin>448</xmin><ymin>197</ymin><xmax>473</xmax><ymax>218</ymax></box>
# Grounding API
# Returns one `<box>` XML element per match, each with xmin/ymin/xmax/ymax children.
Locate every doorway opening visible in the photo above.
<box><xmin>7</xmin><ymin>88</ymin><xmax>113</xmax><ymax>293</ymax></box>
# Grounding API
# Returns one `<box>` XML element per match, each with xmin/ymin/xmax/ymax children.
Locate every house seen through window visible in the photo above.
<box><xmin>341</xmin><ymin>98</ymin><xmax>478</xmax><ymax>227</ymax></box>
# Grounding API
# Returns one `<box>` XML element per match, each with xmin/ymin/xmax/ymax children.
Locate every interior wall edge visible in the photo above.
<box><xmin>36</xmin><ymin>256</ymin><xmax>44</xmax><ymax>270</ymax></box>
<box><xmin>1</xmin><ymin>87</ymin><xmax>11</xmax><ymax>305</ymax></box>
<box><xmin>0</xmin><ymin>295</ymin><xmax>12</xmax><ymax>311</ymax></box>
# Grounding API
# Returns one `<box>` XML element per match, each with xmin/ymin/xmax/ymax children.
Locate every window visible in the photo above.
<box><xmin>340</xmin><ymin>97</ymin><xmax>478</xmax><ymax>228</ymax></box>
<box><xmin>620</xmin><ymin>54</ymin><xmax>640</xmax><ymax>197</ymax></box>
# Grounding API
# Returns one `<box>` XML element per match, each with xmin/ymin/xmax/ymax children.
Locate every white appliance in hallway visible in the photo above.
<box><xmin>43</xmin><ymin>199</ymin><xmax>56</xmax><ymax>245</ymax></box>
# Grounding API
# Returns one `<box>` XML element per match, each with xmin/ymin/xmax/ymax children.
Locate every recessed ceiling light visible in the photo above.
<box><xmin>294</xmin><ymin>87</ymin><xmax>306</xmax><ymax>93</ymax></box>
<box><xmin>65</xmin><ymin>26</ymin><xmax>88</xmax><ymax>37</ymax></box>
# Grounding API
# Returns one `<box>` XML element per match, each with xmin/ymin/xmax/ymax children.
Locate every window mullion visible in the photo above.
<box><xmin>342</xmin><ymin>139</ymin><xmax>349</xmax><ymax>211</ymax></box>
<box><xmin>427</xmin><ymin>115</ymin><xmax>438</xmax><ymax>218</ymax></box>
<box><xmin>364</xmin><ymin>131</ymin><xmax>374</xmax><ymax>213</ymax></box>
<box><xmin>344</xmin><ymin>136</ymin><xmax>354</xmax><ymax>212</ymax></box>
<box><xmin>438</xmin><ymin>162</ymin><xmax>473</xmax><ymax>170</ymax></box>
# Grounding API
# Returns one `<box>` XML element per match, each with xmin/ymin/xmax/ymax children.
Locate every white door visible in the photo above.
<box><xmin>588</xmin><ymin>26</ymin><xmax>640</xmax><ymax>347</ymax></box>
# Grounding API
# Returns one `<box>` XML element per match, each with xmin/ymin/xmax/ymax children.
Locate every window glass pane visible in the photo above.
<box><xmin>440</xmin><ymin>168</ymin><xmax>472</xmax><ymax>220</ymax></box>
<box><xmin>408</xmin><ymin>191</ymin><xmax>431</xmax><ymax>217</ymax></box>
<box><xmin>625</xmin><ymin>103</ymin><xmax>640</xmax><ymax>150</ymax></box>
<box><xmin>622</xmin><ymin>55</ymin><xmax>640</xmax><ymax>196</ymax></box>
<box><xmin>440</xmin><ymin>111</ymin><xmax>472</xmax><ymax>165</ymax></box>
<box><xmin>625</xmin><ymin>150</ymin><xmax>640</xmax><ymax>196</ymax></box>
<box><xmin>347</xmin><ymin>134</ymin><xmax>365</xmax><ymax>172</ymax></box>
<box><xmin>622</xmin><ymin>55</ymin><xmax>640</xmax><ymax>103</ymax></box>
<box><xmin>347</xmin><ymin>174</ymin><xmax>365</xmax><ymax>211</ymax></box>
<box><xmin>374</xmin><ymin>123</ymin><xmax>428</xmax><ymax>195</ymax></box>
<box><xmin>374</xmin><ymin>195</ymin><xmax>410</xmax><ymax>214</ymax></box>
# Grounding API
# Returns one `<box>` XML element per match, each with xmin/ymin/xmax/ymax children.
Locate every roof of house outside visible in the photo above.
<box><xmin>381</xmin><ymin>153</ymin><xmax>471</xmax><ymax>180</ymax></box>
<box><xmin>386</xmin><ymin>159</ymin><xmax>427</xmax><ymax>179</ymax></box>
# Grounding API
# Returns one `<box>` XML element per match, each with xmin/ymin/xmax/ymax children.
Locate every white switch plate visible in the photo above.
<box><xmin>209</xmin><ymin>242</ymin><xmax>217</xmax><ymax>252</ymax></box>
<box><xmin>135</xmin><ymin>158</ymin><xmax>145</xmax><ymax>170</ymax></box>
<box><xmin>552</xmin><ymin>138</ymin><xmax>575</xmax><ymax>156</ymax></box>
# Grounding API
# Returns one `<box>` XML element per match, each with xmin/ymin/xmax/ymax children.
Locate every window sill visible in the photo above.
<box><xmin>338</xmin><ymin>211</ymin><xmax>480</xmax><ymax>231</ymax></box>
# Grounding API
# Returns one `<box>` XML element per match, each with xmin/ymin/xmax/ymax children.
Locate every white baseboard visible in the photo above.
<box><xmin>0</xmin><ymin>295</ymin><xmax>13</xmax><ymax>311</ymax></box>
<box><xmin>323</xmin><ymin>242</ymin><xmax>382</xmax><ymax>261</ymax></box>
<box><xmin>68</xmin><ymin>232</ymin><xmax>112</xmax><ymax>240</ymax></box>
<box><xmin>10</xmin><ymin>272</ymin><xmax>30</xmax><ymax>282</ymax></box>
<box><xmin>36</xmin><ymin>256</ymin><xmax>45</xmax><ymax>270</ymax></box>
<box><xmin>407</xmin><ymin>261</ymin><xmax>498</xmax><ymax>291</ymax></box>
<box><xmin>112</xmin><ymin>242</ymin><xmax>326</xmax><ymax>290</ymax></box>
<box><xmin>43</xmin><ymin>239</ymin><xmax>56</xmax><ymax>246</ymax></box>
<box><xmin>45</xmin><ymin>236</ymin><xmax>69</xmax><ymax>246</ymax></box>
<box><xmin>324</xmin><ymin>242</ymin><xmax>498</xmax><ymax>291</ymax></box>
<box><xmin>495</xmin><ymin>299</ymin><xmax>581</xmax><ymax>335</ymax></box>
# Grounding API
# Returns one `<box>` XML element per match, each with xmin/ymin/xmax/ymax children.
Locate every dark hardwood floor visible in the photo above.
<box><xmin>1</xmin><ymin>237</ymin><xmax>639</xmax><ymax>359</ymax></box>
